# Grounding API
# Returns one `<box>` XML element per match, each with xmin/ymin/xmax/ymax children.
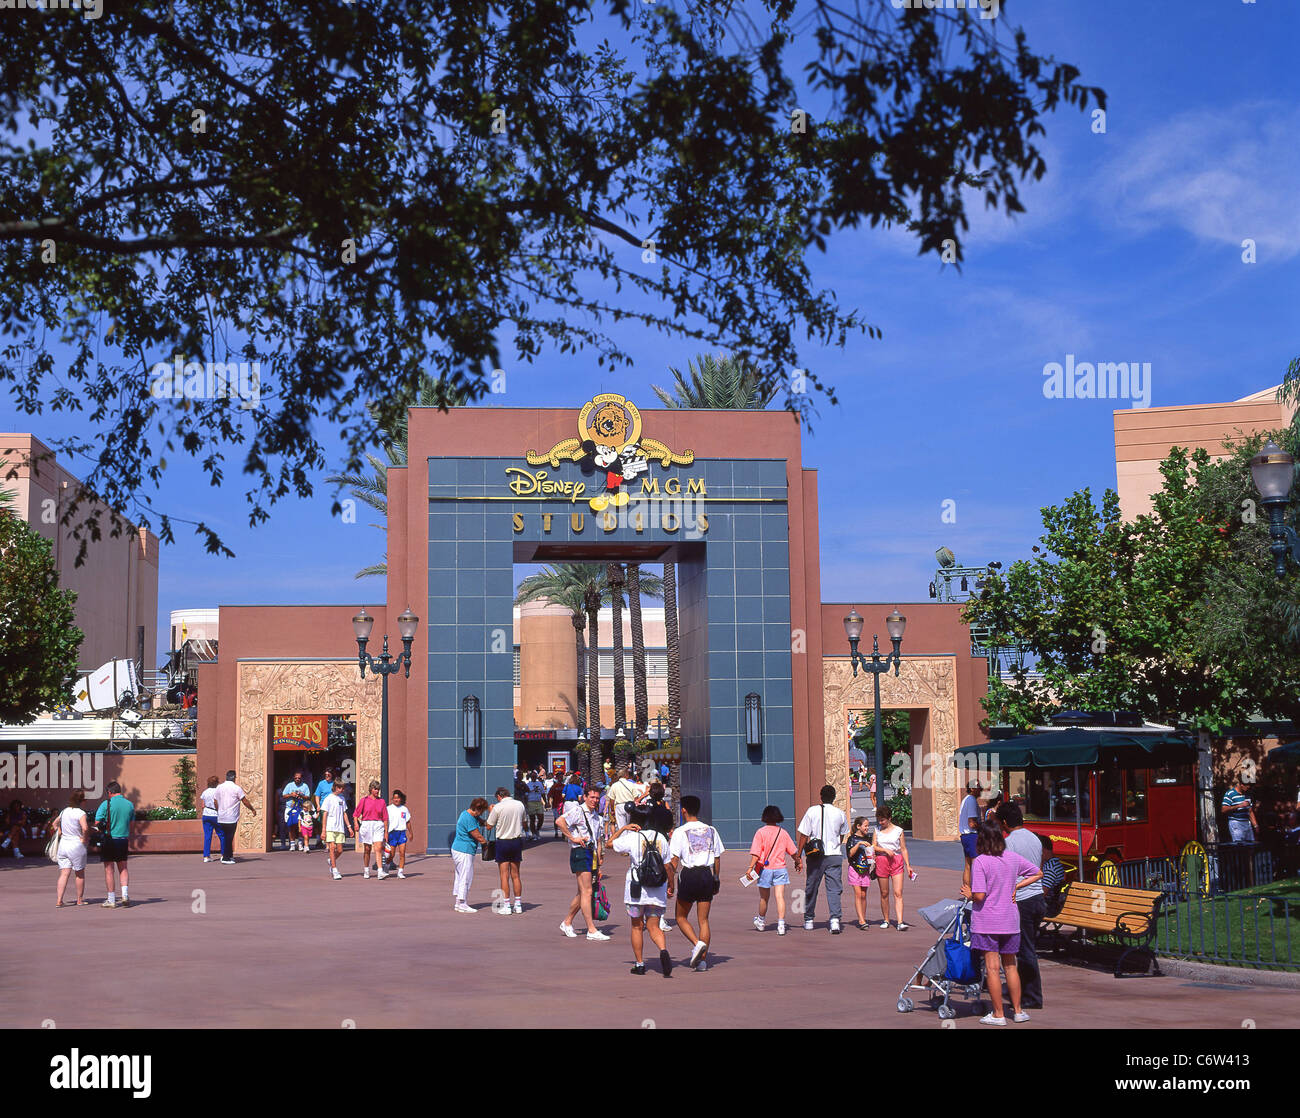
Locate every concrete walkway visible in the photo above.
<box><xmin>2</xmin><ymin>839</ymin><xmax>1296</xmax><ymax>1029</ymax></box>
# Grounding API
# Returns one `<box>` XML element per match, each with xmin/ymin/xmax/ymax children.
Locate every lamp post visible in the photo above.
<box><xmin>1250</xmin><ymin>440</ymin><xmax>1300</xmax><ymax>577</ymax></box>
<box><xmin>352</xmin><ymin>606</ymin><xmax>419</xmax><ymax>792</ymax></box>
<box><xmin>843</xmin><ymin>608</ymin><xmax>907</xmax><ymax>819</ymax></box>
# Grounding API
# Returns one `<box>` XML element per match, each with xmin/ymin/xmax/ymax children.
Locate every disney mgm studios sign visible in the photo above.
<box><xmin>506</xmin><ymin>393</ymin><xmax>709</xmax><ymax>536</ymax></box>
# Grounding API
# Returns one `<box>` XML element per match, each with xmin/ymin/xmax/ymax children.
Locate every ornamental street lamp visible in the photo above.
<box><xmin>843</xmin><ymin>608</ymin><xmax>907</xmax><ymax>818</ymax></box>
<box><xmin>1250</xmin><ymin>440</ymin><xmax>1300</xmax><ymax>577</ymax></box>
<box><xmin>352</xmin><ymin>605</ymin><xmax>419</xmax><ymax>792</ymax></box>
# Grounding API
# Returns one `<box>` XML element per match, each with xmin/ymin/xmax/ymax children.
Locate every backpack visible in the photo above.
<box><xmin>636</xmin><ymin>830</ymin><xmax>669</xmax><ymax>888</ymax></box>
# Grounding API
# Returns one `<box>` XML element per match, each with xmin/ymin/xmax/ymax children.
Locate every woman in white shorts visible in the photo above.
<box><xmin>606</xmin><ymin>804</ymin><xmax>675</xmax><ymax>977</ymax></box>
<box><xmin>49</xmin><ymin>790</ymin><xmax>89</xmax><ymax>906</ymax></box>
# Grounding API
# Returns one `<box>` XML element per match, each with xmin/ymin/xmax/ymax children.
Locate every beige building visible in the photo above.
<box><xmin>1</xmin><ymin>433</ymin><xmax>159</xmax><ymax>672</ymax></box>
<box><xmin>514</xmin><ymin>603</ymin><xmax>669</xmax><ymax>730</ymax></box>
<box><xmin>1114</xmin><ymin>386</ymin><xmax>1295</xmax><ymax>519</ymax></box>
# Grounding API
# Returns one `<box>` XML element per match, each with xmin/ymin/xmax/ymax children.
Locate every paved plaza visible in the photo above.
<box><xmin>3</xmin><ymin>838</ymin><xmax>1297</xmax><ymax>1029</ymax></box>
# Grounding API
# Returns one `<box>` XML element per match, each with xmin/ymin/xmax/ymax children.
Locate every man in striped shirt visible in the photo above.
<box><xmin>1221</xmin><ymin>776</ymin><xmax>1258</xmax><ymax>844</ymax></box>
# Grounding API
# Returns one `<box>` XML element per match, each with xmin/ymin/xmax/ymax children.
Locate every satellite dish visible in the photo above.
<box><xmin>935</xmin><ymin>547</ymin><xmax>956</xmax><ymax>569</ymax></box>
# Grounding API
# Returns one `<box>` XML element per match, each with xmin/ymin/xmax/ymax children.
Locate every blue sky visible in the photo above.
<box><xmin>4</xmin><ymin>0</ymin><xmax>1297</xmax><ymax>664</ymax></box>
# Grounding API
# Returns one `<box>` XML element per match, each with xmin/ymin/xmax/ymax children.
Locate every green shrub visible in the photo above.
<box><xmin>141</xmin><ymin>806</ymin><xmax>198</xmax><ymax>821</ymax></box>
<box><xmin>885</xmin><ymin>792</ymin><xmax>912</xmax><ymax>828</ymax></box>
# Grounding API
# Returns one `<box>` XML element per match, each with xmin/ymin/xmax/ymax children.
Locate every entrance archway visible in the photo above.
<box><xmin>234</xmin><ymin>661</ymin><xmax>382</xmax><ymax>852</ymax></box>
<box><xmin>823</xmin><ymin>655</ymin><xmax>961</xmax><ymax>840</ymax></box>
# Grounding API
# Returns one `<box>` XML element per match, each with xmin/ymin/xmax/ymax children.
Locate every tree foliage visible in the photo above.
<box><xmin>965</xmin><ymin>432</ymin><xmax>1300</xmax><ymax>733</ymax></box>
<box><xmin>0</xmin><ymin>512</ymin><xmax>83</xmax><ymax>724</ymax></box>
<box><xmin>0</xmin><ymin>1</ymin><xmax>1102</xmax><ymax>552</ymax></box>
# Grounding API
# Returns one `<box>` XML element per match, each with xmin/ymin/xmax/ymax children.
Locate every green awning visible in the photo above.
<box><xmin>953</xmin><ymin>727</ymin><xmax>1193</xmax><ymax>768</ymax></box>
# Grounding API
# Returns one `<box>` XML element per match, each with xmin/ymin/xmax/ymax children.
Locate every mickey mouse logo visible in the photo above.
<box><xmin>526</xmin><ymin>393</ymin><xmax>694</xmax><ymax>512</ymax></box>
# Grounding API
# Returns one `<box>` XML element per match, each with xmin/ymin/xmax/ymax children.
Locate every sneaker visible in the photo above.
<box><xmin>13</xmin><ymin>849</ymin><xmax>23</xmax><ymax>859</ymax></box>
<box><xmin>101</xmin><ymin>899</ymin><xmax>117</xmax><ymax>909</ymax></box>
<box><xmin>1013</xmin><ymin>1011</ymin><xmax>1031</xmax><ymax>1023</ymax></box>
<box><xmin>689</xmin><ymin>940</ymin><xmax>707</xmax><ymax>967</ymax></box>
<box><xmin>829</xmin><ymin>918</ymin><xmax>842</xmax><ymax>935</ymax></box>
<box><xmin>118</xmin><ymin>898</ymin><xmax>129</xmax><ymax>908</ymax></box>
<box><xmin>980</xmin><ymin>1013</ymin><xmax>1008</xmax><ymax>1026</ymax></box>
<box><xmin>753</xmin><ymin>915</ymin><xmax>766</xmax><ymax>932</ymax></box>
<box><xmin>877</xmin><ymin>920</ymin><xmax>890</xmax><ymax>929</ymax></box>
<box><xmin>660</xmin><ymin>949</ymin><xmax>673</xmax><ymax>977</ymax></box>
<box><xmin>586</xmin><ymin>929</ymin><xmax>611</xmax><ymax>941</ymax></box>
<box><xmin>397</xmin><ymin>870</ymin><xmax>406</xmax><ymax>879</ymax></box>
<box><xmin>364</xmin><ymin>868</ymin><xmax>371</xmax><ymax>879</ymax></box>
<box><xmin>559</xmin><ymin>922</ymin><xmax>578</xmax><ymax>938</ymax></box>
<box><xmin>513</xmin><ymin>900</ymin><xmax>523</xmax><ymax>914</ymax></box>
<box><xmin>220</xmin><ymin>859</ymin><xmax>235</xmax><ymax>865</ymax></box>
<box><xmin>331</xmin><ymin>868</ymin><xmax>342</xmax><ymax>880</ymax></box>
<box><xmin>658</xmin><ymin>917</ymin><xmax>671</xmax><ymax>933</ymax></box>
<box><xmin>803</xmin><ymin>919</ymin><xmax>814</xmax><ymax>931</ymax></box>
<box><xmin>777</xmin><ymin>921</ymin><xmax>787</xmax><ymax>935</ymax></box>
<box><xmin>630</xmin><ymin>963</ymin><xmax>646</xmax><ymax>975</ymax></box>
<box><xmin>897</xmin><ymin>922</ymin><xmax>911</xmax><ymax>931</ymax></box>
<box><xmin>203</xmin><ymin>856</ymin><xmax>211</xmax><ymax>863</ymax></box>
<box><xmin>377</xmin><ymin>869</ymin><xmax>389</xmax><ymax>880</ymax></box>
<box><xmin>696</xmin><ymin>960</ymin><xmax>708</xmax><ymax>972</ymax></box>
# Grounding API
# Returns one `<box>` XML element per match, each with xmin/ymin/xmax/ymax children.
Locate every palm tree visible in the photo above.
<box><xmin>650</xmin><ymin>353</ymin><xmax>778</xmax><ymax>411</ymax></box>
<box><xmin>627</xmin><ymin>563</ymin><xmax>649</xmax><ymax>736</ymax></box>
<box><xmin>514</xmin><ymin>566</ymin><xmax>591</xmax><ymax>729</ymax></box>
<box><xmin>652</xmin><ymin>353</ymin><xmax>774</xmax><ymax>790</ymax></box>
<box><xmin>327</xmin><ymin>375</ymin><xmax>470</xmax><ymax>578</ymax></box>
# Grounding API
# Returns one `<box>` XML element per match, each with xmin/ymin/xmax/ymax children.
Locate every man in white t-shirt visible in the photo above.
<box><xmin>606</xmin><ymin>768</ymin><xmax>649</xmax><ymax>831</ymax></box>
<box><xmin>958</xmin><ymin>780</ymin><xmax>983</xmax><ymax>888</ymax></box>
<box><xmin>668</xmin><ymin>794</ymin><xmax>725</xmax><ymax>971</ymax></box>
<box><xmin>796</xmin><ymin>784</ymin><xmax>849</xmax><ymax>934</ymax></box>
<box><xmin>213</xmin><ymin>770</ymin><xmax>257</xmax><ymax>865</ymax></box>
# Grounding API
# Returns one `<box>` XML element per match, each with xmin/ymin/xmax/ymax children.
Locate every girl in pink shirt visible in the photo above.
<box><xmin>747</xmin><ymin>806</ymin><xmax>801</xmax><ymax>935</ymax></box>
<box><xmin>962</xmin><ymin>821</ymin><xmax>1043</xmax><ymax>1026</ymax></box>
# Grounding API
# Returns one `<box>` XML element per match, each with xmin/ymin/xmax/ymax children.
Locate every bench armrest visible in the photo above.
<box><xmin>1114</xmin><ymin>909</ymin><xmax>1156</xmax><ymax>938</ymax></box>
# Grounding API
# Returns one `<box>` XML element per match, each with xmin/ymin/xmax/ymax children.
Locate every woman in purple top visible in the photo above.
<box><xmin>961</xmin><ymin>821</ymin><xmax>1042</xmax><ymax>1026</ymax></box>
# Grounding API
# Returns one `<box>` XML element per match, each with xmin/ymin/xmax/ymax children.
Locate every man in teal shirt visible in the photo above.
<box><xmin>95</xmin><ymin>781</ymin><xmax>135</xmax><ymax>909</ymax></box>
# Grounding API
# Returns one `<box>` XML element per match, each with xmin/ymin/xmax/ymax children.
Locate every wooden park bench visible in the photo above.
<box><xmin>1040</xmin><ymin>882</ymin><xmax>1165</xmax><ymax>977</ymax></box>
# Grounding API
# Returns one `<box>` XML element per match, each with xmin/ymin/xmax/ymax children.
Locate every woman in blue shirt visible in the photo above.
<box><xmin>451</xmin><ymin>797</ymin><xmax>489</xmax><ymax>913</ymax></box>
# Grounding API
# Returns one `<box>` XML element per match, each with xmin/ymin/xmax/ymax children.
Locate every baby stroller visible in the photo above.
<box><xmin>896</xmin><ymin>897</ymin><xmax>985</xmax><ymax>1020</ymax></box>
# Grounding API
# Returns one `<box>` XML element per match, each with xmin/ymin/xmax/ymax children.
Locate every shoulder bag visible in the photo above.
<box><xmin>45</xmin><ymin>813</ymin><xmax>62</xmax><ymax>864</ymax></box>
<box><xmin>804</xmin><ymin>804</ymin><xmax>825</xmax><ymax>859</ymax></box>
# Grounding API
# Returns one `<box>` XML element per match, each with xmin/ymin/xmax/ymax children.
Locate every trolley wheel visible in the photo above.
<box><xmin>897</xmin><ymin>997</ymin><xmax>914</xmax><ymax>1013</ymax></box>
<box><xmin>1096</xmin><ymin>859</ymin><xmax>1120</xmax><ymax>886</ymax></box>
<box><xmin>965</xmin><ymin>983</ymin><xmax>982</xmax><ymax>997</ymax></box>
<box><xmin>1180</xmin><ymin>840</ymin><xmax>1210</xmax><ymax>898</ymax></box>
<box><xmin>937</xmin><ymin>1005</ymin><xmax>956</xmax><ymax>1020</ymax></box>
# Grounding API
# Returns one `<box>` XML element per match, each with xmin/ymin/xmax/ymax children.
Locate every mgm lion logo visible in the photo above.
<box><xmin>526</xmin><ymin>393</ymin><xmax>694</xmax><ymax>511</ymax></box>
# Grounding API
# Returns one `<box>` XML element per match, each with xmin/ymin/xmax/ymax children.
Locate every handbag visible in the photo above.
<box><xmin>45</xmin><ymin>817</ymin><xmax>61</xmax><ymax>864</ymax></box>
<box><xmin>804</xmin><ymin>805</ymin><xmax>826</xmax><ymax>859</ymax></box>
<box><xmin>592</xmin><ymin>874</ymin><xmax>611</xmax><ymax>921</ymax></box>
<box><xmin>481</xmin><ymin>819</ymin><xmax>495</xmax><ymax>861</ymax></box>
<box><xmin>943</xmin><ymin>910</ymin><xmax>979</xmax><ymax>984</ymax></box>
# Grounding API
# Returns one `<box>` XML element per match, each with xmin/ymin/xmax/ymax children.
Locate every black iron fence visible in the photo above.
<box><xmin>1104</xmin><ymin>844</ymin><xmax>1299</xmax><ymax>970</ymax></box>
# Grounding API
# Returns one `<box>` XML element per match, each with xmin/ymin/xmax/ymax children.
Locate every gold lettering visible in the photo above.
<box><xmin>633</xmin><ymin>511</ymin><xmax>644</xmax><ymax>533</ymax></box>
<box><xmin>687</xmin><ymin>478</ymin><xmax>707</xmax><ymax>494</ymax></box>
<box><xmin>512</xmin><ymin>513</ymin><xmax>524</xmax><ymax>533</ymax></box>
<box><xmin>602</xmin><ymin>511</ymin><xmax>617</xmax><ymax>532</ymax></box>
<box><xmin>697</xmin><ymin>513</ymin><xmax>708</xmax><ymax>533</ymax></box>
<box><xmin>542</xmin><ymin>513</ymin><xmax>553</xmax><ymax>532</ymax></box>
<box><xmin>571</xmin><ymin>513</ymin><xmax>585</xmax><ymax>532</ymax></box>
<box><xmin>662</xmin><ymin>511</ymin><xmax>680</xmax><ymax>533</ymax></box>
<box><xmin>639</xmin><ymin>478</ymin><xmax>660</xmax><ymax>495</ymax></box>
<box><xmin>665</xmin><ymin>477</ymin><xmax>681</xmax><ymax>495</ymax></box>
<box><xmin>504</xmin><ymin>467</ymin><xmax>586</xmax><ymax>503</ymax></box>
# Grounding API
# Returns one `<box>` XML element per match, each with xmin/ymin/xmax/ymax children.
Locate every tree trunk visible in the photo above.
<box><xmin>607</xmin><ymin>562</ymin><xmax>626</xmax><ymax>735</ymax></box>
<box><xmin>663</xmin><ymin>561</ymin><xmax>681</xmax><ymax>796</ymax></box>
<box><xmin>571</xmin><ymin>612</ymin><xmax>586</xmax><ymax>731</ymax></box>
<box><xmin>585</xmin><ymin>588</ymin><xmax>602</xmax><ymax>783</ymax></box>
<box><xmin>664</xmin><ymin>561</ymin><xmax>680</xmax><ymax>728</ymax></box>
<box><xmin>628</xmin><ymin>563</ymin><xmax>648</xmax><ymax>737</ymax></box>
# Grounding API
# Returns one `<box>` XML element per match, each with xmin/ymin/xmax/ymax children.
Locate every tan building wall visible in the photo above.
<box><xmin>1114</xmin><ymin>387</ymin><xmax>1295</xmax><ymax>519</ymax></box>
<box><xmin>1</xmin><ymin>433</ymin><xmax>159</xmax><ymax>671</ymax></box>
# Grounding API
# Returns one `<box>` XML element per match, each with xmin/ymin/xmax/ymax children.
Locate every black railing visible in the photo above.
<box><xmin>1114</xmin><ymin>843</ymin><xmax>1274</xmax><ymax>899</ymax></box>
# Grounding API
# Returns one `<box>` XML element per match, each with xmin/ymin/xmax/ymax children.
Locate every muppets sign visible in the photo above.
<box><xmin>523</xmin><ymin>393</ymin><xmax>696</xmax><ymax>512</ymax></box>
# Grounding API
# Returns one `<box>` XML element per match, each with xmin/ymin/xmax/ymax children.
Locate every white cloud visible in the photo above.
<box><xmin>1100</xmin><ymin>101</ymin><xmax>1300</xmax><ymax>258</ymax></box>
